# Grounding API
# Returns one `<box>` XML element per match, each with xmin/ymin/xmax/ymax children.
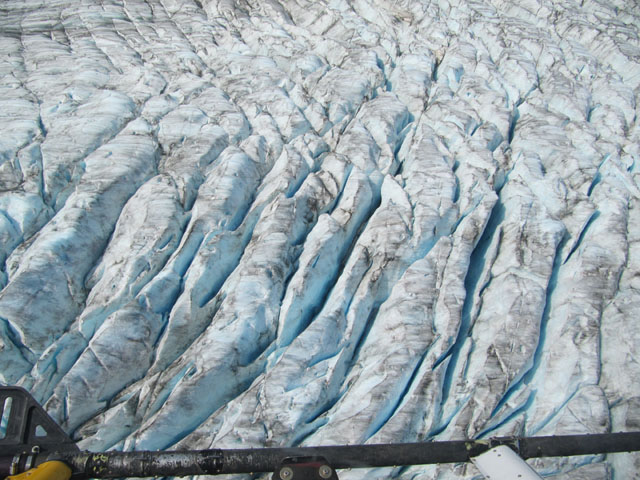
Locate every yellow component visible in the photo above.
<box><xmin>6</xmin><ymin>461</ymin><xmax>72</xmax><ymax>480</ymax></box>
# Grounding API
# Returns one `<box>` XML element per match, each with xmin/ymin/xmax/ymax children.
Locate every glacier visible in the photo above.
<box><xmin>1</xmin><ymin>0</ymin><xmax>640</xmax><ymax>478</ymax></box>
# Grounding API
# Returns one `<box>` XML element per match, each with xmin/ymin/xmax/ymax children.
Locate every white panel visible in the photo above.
<box><xmin>471</xmin><ymin>446</ymin><xmax>543</xmax><ymax>480</ymax></box>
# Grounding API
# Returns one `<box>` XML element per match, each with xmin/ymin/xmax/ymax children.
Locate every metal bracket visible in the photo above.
<box><xmin>0</xmin><ymin>386</ymin><xmax>79</xmax><ymax>457</ymax></box>
<box><xmin>272</xmin><ymin>456</ymin><xmax>339</xmax><ymax>480</ymax></box>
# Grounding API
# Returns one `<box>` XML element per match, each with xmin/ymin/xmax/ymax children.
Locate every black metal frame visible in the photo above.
<box><xmin>2</xmin><ymin>387</ymin><xmax>640</xmax><ymax>479</ymax></box>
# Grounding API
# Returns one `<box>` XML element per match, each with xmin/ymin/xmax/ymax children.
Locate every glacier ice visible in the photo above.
<box><xmin>1</xmin><ymin>0</ymin><xmax>640</xmax><ymax>478</ymax></box>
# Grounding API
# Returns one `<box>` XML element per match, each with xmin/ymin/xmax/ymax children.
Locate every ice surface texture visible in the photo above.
<box><xmin>1</xmin><ymin>0</ymin><xmax>640</xmax><ymax>478</ymax></box>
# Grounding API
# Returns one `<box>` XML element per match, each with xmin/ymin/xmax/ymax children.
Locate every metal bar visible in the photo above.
<box><xmin>59</xmin><ymin>451</ymin><xmax>225</xmax><ymax>478</ymax></box>
<box><xmin>42</xmin><ymin>432</ymin><xmax>640</xmax><ymax>478</ymax></box>
<box><xmin>519</xmin><ymin>431</ymin><xmax>640</xmax><ymax>458</ymax></box>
